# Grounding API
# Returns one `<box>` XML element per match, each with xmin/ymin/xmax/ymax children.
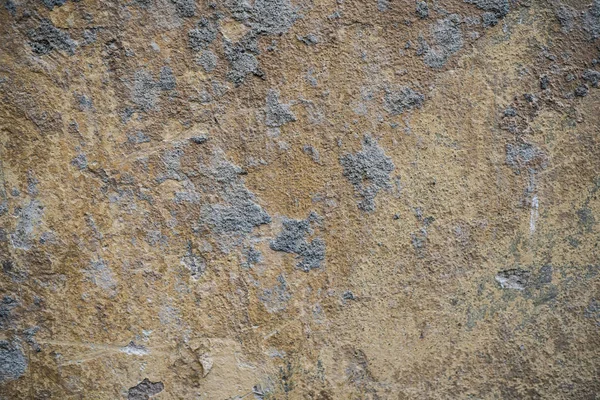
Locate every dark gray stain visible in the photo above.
<box><xmin>197</xmin><ymin>50</ymin><xmax>218</xmax><ymax>72</ymax></box>
<box><xmin>582</xmin><ymin>0</ymin><xmax>600</xmax><ymax>41</ymax></box>
<box><xmin>190</xmin><ymin>135</ymin><xmax>208</xmax><ymax>144</ymax></box>
<box><xmin>340</xmin><ymin>135</ymin><xmax>395</xmax><ymax>212</ymax></box>
<box><xmin>0</xmin><ymin>340</ymin><xmax>27</xmax><ymax>383</ymax></box>
<box><xmin>265</xmin><ymin>90</ymin><xmax>296</xmax><ymax>127</ymax></box>
<box><xmin>297</xmin><ymin>33</ymin><xmax>319</xmax><ymax>45</ymax></box>
<box><xmin>170</xmin><ymin>0</ymin><xmax>195</xmax><ymax>17</ymax></box>
<box><xmin>128</xmin><ymin>131</ymin><xmax>151</xmax><ymax>144</ymax></box>
<box><xmin>535</xmin><ymin>265</ymin><xmax>553</xmax><ymax>287</ymax></box>
<box><xmin>28</xmin><ymin>19</ymin><xmax>76</xmax><ymax>56</ymax></box>
<box><xmin>83</xmin><ymin>28</ymin><xmax>98</xmax><ymax>45</ymax></box>
<box><xmin>505</xmin><ymin>142</ymin><xmax>546</xmax><ymax>174</ymax></box>
<box><xmin>464</xmin><ymin>0</ymin><xmax>509</xmax><ymax>18</ymax></box>
<box><xmin>540</xmin><ymin>75</ymin><xmax>550</xmax><ymax>90</ymax></box>
<box><xmin>27</xmin><ymin>172</ymin><xmax>38</xmax><ymax>197</ymax></box>
<box><xmin>583</xmin><ymin>69</ymin><xmax>600</xmax><ymax>87</ymax></box>
<box><xmin>181</xmin><ymin>242</ymin><xmax>205</xmax><ymax>279</ymax></box>
<box><xmin>226</xmin><ymin>0</ymin><xmax>298</xmax><ymax>35</ymax></box>
<box><xmin>270</xmin><ymin>212</ymin><xmax>325</xmax><ymax>272</ymax></box>
<box><xmin>223</xmin><ymin>36</ymin><xmax>263</xmax><ymax>86</ymax></box>
<box><xmin>222</xmin><ymin>0</ymin><xmax>299</xmax><ymax>85</ymax></box>
<box><xmin>128</xmin><ymin>378</ymin><xmax>164</xmax><ymax>400</ymax></box>
<box><xmin>575</xmin><ymin>85</ymin><xmax>589</xmax><ymax>97</ymax></box>
<box><xmin>132</xmin><ymin>67</ymin><xmax>176</xmax><ymax>111</ymax></box>
<box><xmin>5</xmin><ymin>0</ymin><xmax>16</xmax><ymax>16</ymax></box>
<box><xmin>77</xmin><ymin>94</ymin><xmax>93</xmax><ymax>111</ymax></box>
<box><xmin>383</xmin><ymin>86</ymin><xmax>424</xmax><ymax>116</ymax></box>
<box><xmin>302</xmin><ymin>145</ymin><xmax>320</xmax><ymax>163</ymax></box>
<box><xmin>10</xmin><ymin>199</ymin><xmax>43</xmax><ymax>250</ymax></box>
<box><xmin>419</xmin><ymin>15</ymin><xmax>463</xmax><ymax>69</ymax></box>
<box><xmin>71</xmin><ymin>153</ymin><xmax>88</xmax><ymax>170</ymax></box>
<box><xmin>157</xmin><ymin>147</ymin><xmax>184</xmax><ymax>182</ymax></box>
<box><xmin>584</xmin><ymin>298</ymin><xmax>600</xmax><ymax>326</ymax></box>
<box><xmin>555</xmin><ymin>4</ymin><xmax>576</xmax><ymax>32</ymax></box>
<box><xmin>132</xmin><ymin>70</ymin><xmax>159</xmax><ymax>111</ymax></box>
<box><xmin>41</xmin><ymin>0</ymin><xmax>67</xmax><ymax>10</ymax></box>
<box><xmin>188</xmin><ymin>17</ymin><xmax>218</xmax><ymax>51</ymax></box>
<box><xmin>201</xmin><ymin>156</ymin><xmax>271</xmax><ymax>235</ymax></box>
<box><xmin>259</xmin><ymin>274</ymin><xmax>291</xmax><ymax>312</ymax></box>
<box><xmin>482</xmin><ymin>12</ymin><xmax>499</xmax><ymax>27</ymax></box>
<box><xmin>342</xmin><ymin>291</ymin><xmax>356</xmax><ymax>301</ymax></box>
<box><xmin>158</xmin><ymin>66</ymin><xmax>176</xmax><ymax>91</ymax></box>
<box><xmin>0</xmin><ymin>296</ymin><xmax>17</xmax><ymax>330</ymax></box>
<box><xmin>495</xmin><ymin>268</ymin><xmax>530</xmax><ymax>290</ymax></box>
<box><xmin>577</xmin><ymin>207</ymin><xmax>595</xmax><ymax>232</ymax></box>
<box><xmin>416</xmin><ymin>1</ymin><xmax>428</xmax><ymax>18</ymax></box>
<box><xmin>377</xmin><ymin>0</ymin><xmax>390</xmax><ymax>12</ymax></box>
<box><xmin>23</xmin><ymin>326</ymin><xmax>41</xmax><ymax>352</ymax></box>
<box><xmin>503</xmin><ymin>107</ymin><xmax>517</xmax><ymax>117</ymax></box>
<box><xmin>242</xmin><ymin>245</ymin><xmax>262</xmax><ymax>268</ymax></box>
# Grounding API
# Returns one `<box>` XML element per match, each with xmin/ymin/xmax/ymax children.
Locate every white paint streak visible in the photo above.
<box><xmin>119</xmin><ymin>342</ymin><xmax>149</xmax><ymax>356</ymax></box>
<box><xmin>495</xmin><ymin>275</ymin><xmax>525</xmax><ymax>290</ymax></box>
<box><xmin>529</xmin><ymin>195</ymin><xmax>539</xmax><ymax>234</ymax></box>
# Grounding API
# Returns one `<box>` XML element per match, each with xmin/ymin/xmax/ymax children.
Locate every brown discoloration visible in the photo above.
<box><xmin>1</xmin><ymin>0</ymin><xmax>599</xmax><ymax>398</ymax></box>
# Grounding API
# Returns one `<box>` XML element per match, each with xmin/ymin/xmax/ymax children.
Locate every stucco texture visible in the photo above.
<box><xmin>0</xmin><ymin>0</ymin><xmax>599</xmax><ymax>398</ymax></box>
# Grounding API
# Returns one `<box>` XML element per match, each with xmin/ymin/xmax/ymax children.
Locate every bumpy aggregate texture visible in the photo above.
<box><xmin>0</xmin><ymin>0</ymin><xmax>599</xmax><ymax>398</ymax></box>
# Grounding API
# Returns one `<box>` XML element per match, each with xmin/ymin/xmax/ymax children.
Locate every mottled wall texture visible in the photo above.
<box><xmin>0</xmin><ymin>0</ymin><xmax>599</xmax><ymax>398</ymax></box>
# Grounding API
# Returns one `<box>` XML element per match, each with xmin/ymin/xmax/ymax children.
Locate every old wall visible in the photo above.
<box><xmin>0</xmin><ymin>0</ymin><xmax>599</xmax><ymax>398</ymax></box>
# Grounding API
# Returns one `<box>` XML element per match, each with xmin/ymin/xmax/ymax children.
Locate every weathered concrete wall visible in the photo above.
<box><xmin>0</xmin><ymin>0</ymin><xmax>599</xmax><ymax>398</ymax></box>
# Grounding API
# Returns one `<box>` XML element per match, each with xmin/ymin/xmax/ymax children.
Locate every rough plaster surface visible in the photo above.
<box><xmin>0</xmin><ymin>0</ymin><xmax>599</xmax><ymax>398</ymax></box>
